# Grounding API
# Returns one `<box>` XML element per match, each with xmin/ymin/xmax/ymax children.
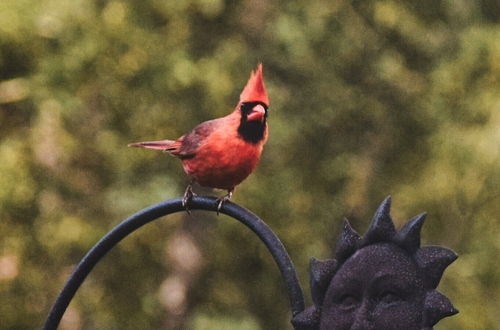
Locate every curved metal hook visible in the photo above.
<box><xmin>43</xmin><ymin>197</ymin><xmax>305</xmax><ymax>329</ymax></box>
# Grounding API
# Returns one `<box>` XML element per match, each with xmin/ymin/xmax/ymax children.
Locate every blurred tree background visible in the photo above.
<box><xmin>1</xmin><ymin>0</ymin><xmax>499</xmax><ymax>329</ymax></box>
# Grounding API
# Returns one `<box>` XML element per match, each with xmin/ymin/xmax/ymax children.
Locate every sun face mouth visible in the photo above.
<box><xmin>246</xmin><ymin>104</ymin><xmax>267</xmax><ymax>122</ymax></box>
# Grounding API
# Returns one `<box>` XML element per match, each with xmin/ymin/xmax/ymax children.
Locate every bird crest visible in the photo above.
<box><xmin>239</xmin><ymin>63</ymin><xmax>269</xmax><ymax>106</ymax></box>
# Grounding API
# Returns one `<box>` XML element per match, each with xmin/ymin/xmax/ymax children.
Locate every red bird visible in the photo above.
<box><xmin>129</xmin><ymin>64</ymin><xmax>269</xmax><ymax>212</ymax></box>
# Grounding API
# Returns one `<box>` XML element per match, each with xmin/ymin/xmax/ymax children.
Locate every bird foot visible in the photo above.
<box><xmin>216</xmin><ymin>190</ymin><xmax>233</xmax><ymax>215</ymax></box>
<box><xmin>182</xmin><ymin>183</ymin><xmax>197</xmax><ymax>214</ymax></box>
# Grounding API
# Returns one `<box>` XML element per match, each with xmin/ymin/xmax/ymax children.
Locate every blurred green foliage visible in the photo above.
<box><xmin>1</xmin><ymin>0</ymin><xmax>499</xmax><ymax>329</ymax></box>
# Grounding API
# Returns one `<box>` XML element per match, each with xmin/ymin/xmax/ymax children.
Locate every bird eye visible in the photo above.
<box><xmin>240</xmin><ymin>102</ymin><xmax>252</xmax><ymax>113</ymax></box>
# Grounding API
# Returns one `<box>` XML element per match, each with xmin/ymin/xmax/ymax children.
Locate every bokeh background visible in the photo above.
<box><xmin>1</xmin><ymin>0</ymin><xmax>499</xmax><ymax>329</ymax></box>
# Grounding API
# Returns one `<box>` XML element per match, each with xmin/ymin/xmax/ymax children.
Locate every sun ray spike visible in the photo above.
<box><xmin>291</xmin><ymin>306</ymin><xmax>321</xmax><ymax>330</ymax></box>
<box><xmin>335</xmin><ymin>219</ymin><xmax>361</xmax><ymax>262</ymax></box>
<box><xmin>415</xmin><ymin>246</ymin><xmax>458</xmax><ymax>289</ymax></box>
<box><xmin>310</xmin><ymin>257</ymin><xmax>337</xmax><ymax>307</ymax></box>
<box><xmin>423</xmin><ymin>290</ymin><xmax>459</xmax><ymax>327</ymax></box>
<box><xmin>395</xmin><ymin>212</ymin><xmax>427</xmax><ymax>253</ymax></box>
<box><xmin>363</xmin><ymin>196</ymin><xmax>396</xmax><ymax>244</ymax></box>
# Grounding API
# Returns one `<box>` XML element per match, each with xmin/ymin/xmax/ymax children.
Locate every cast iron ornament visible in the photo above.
<box><xmin>292</xmin><ymin>197</ymin><xmax>458</xmax><ymax>330</ymax></box>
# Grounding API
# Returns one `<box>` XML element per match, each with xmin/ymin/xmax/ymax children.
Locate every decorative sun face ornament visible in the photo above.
<box><xmin>292</xmin><ymin>197</ymin><xmax>458</xmax><ymax>330</ymax></box>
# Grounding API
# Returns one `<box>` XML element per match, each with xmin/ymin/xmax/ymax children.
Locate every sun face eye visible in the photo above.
<box><xmin>339</xmin><ymin>294</ymin><xmax>359</xmax><ymax>310</ymax></box>
<box><xmin>379</xmin><ymin>291</ymin><xmax>402</xmax><ymax>304</ymax></box>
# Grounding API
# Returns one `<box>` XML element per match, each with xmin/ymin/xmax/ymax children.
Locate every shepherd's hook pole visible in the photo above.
<box><xmin>43</xmin><ymin>196</ymin><xmax>305</xmax><ymax>330</ymax></box>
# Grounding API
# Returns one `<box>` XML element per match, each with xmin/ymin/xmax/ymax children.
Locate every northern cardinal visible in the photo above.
<box><xmin>129</xmin><ymin>64</ymin><xmax>269</xmax><ymax>212</ymax></box>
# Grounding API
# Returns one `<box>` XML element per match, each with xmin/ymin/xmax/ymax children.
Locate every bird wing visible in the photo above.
<box><xmin>176</xmin><ymin>119</ymin><xmax>220</xmax><ymax>159</ymax></box>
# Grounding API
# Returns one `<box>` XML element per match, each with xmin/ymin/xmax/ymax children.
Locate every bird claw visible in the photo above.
<box><xmin>215</xmin><ymin>190</ymin><xmax>233</xmax><ymax>215</ymax></box>
<box><xmin>182</xmin><ymin>183</ymin><xmax>196</xmax><ymax>214</ymax></box>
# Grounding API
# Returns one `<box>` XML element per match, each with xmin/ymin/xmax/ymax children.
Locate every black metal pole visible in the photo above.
<box><xmin>43</xmin><ymin>196</ymin><xmax>305</xmax><ymax>329</ymax></box>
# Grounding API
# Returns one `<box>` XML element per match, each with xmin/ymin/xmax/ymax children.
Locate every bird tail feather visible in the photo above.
<box><xmin>128</xmin><ymin>139</ymin><xmax>178</xmax><ymax>152</ymax></box>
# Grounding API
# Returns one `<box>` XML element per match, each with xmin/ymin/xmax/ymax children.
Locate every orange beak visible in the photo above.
<box><xmin>246</xmin><ymin>104</ymin><xmax>266</xmax><ymax>122</ymax></box>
